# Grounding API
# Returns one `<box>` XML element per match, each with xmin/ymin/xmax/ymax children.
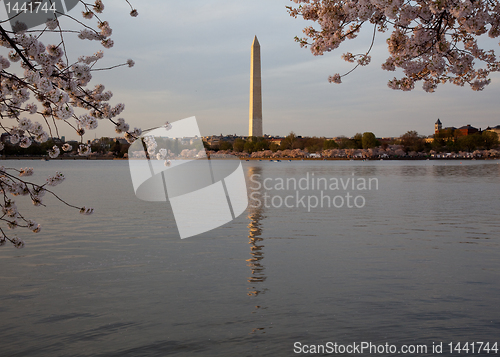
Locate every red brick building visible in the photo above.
<box><xmin>457</xmin><ymin>125</ymin><xmax>479</xmax><ymax>136</ymax></box>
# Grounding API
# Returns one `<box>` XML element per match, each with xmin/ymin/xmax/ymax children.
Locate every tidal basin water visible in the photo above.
<box><xmin>1</xmin><ymin>159</ymin><xmax>499</xmax><ymax>356</ymax></box>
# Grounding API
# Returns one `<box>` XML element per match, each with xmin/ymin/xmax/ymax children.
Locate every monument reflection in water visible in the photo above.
<box><xmin>246</xmin><ymin>166</ymin><xmax>268</xmax><ymax>334</ymax></box>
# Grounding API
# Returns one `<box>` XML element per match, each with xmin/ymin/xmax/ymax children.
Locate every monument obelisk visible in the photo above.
<box><xmin>249</xmin><ymin>36</ymin><xmax>263</xmax><ymax>137</ymax></box>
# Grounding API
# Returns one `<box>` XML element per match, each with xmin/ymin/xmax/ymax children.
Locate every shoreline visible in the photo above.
<box><xmin>1</xmin><ymin>156</ymin><xmax>498</xmax><ymax>161</ymax></box>
<box><xmin>0</xmin><ymin>156</ymin><xmax>116</xmax><ymax>160</ymax></box>
<box><xmin>242</xmin><ymin>157</ymin><xmax>498</xmax><ymax>161</ymax></box>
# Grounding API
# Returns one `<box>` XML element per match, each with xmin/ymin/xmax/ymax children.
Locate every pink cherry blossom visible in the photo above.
<box><xmin>288</xmin><ymin>0</ymin><xmax>500</xmax><ymax>91</ymax></box>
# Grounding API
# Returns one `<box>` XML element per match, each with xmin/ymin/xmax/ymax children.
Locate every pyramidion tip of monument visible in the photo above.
<box><xmin>253</xmin><ymin>35</ymin><xmax>260</xmax><ymax>46</ymax></box>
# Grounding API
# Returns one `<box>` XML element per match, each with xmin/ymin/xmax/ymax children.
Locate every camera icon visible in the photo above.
<box><xmin>128</xmin><ymin>117</ymin><xmax>249</xmax><ymax>239</ymax></box>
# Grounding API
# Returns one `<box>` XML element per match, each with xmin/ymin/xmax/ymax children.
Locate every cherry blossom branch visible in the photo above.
<box><xmin>288</xmin><ymin>0</ymin><xmax>500</xmax><ymax>91</ymax></box>
<box><xmin>0</xmin><ymin>1</ymin><xmax>137</xmax><ymax>248</ymax></box>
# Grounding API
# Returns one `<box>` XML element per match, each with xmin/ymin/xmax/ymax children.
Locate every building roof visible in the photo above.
<box><xmin>435</xmin><ymin>119</ymin><xmax>442</xmax><ymax>124</ymax></box>
<box><xmin>458</xmin><ymin>124</ymin><xmax>478</xmax><ymax>130</ymax></box>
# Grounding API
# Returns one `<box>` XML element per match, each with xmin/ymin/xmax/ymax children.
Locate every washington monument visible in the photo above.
<box><xmin>249</xmin><ymin>36</ymin><xmax>263</xmax><ymax>137</ymax></box>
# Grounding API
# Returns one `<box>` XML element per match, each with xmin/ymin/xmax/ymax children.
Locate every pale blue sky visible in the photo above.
<box><xmin>5</xmin><ymin>0</ymin><xmax>500</xmax><ymax>139</ymax></box>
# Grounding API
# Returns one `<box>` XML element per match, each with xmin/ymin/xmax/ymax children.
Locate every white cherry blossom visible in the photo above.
<box><xmin>0</xmin><ymin>1</ymin><xmax>138</xmax><ymax>248</ymax></box>
<box><xmin>288</xmin><ymin>0</ymin><xmax>500</xmax><ymax>91</ymax></box>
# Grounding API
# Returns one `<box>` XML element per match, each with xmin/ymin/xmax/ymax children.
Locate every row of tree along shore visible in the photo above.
<box><xmin>205</xmin><ymin>131</ymin><xmax>500</xmax><ymax>159</ymax></box>
<box><xmin>209</xmin><ymin>147</ymin><xmax>500</xmax><ymax>160</ymax></box>
<box><xmin>1</xmin><ymin>130</ymin><xmax>499</xmax><ymax>160</ymax></box>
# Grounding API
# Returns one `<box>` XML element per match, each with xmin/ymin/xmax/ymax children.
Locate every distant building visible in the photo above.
<box><xmin>434</xmin><ymin>120</ymin><xmax>479</xmax><ymax>138</ymax></box>
<box><xmin>267</xmin><ymin>137</ymin><xmax>284</xmax><ymax>146</ymax></box>
<box><xmin>485</xmin><ymin>125</ymin><xmax>500</xmax><ymax>136</ymax></box>
<box><xmin>202</xmin><ymin>135</ymin><xmax>238</xmax><ymax>148</ymax></box>
<box><xmin>457</xmin><ymin>124</ymin><xmax>479</xmax><ymax>136</ymax></box>
<box><xmin>435</xmin><ymin>119</ymin><xmax>442</xmax><ymax>134</ymax></box>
